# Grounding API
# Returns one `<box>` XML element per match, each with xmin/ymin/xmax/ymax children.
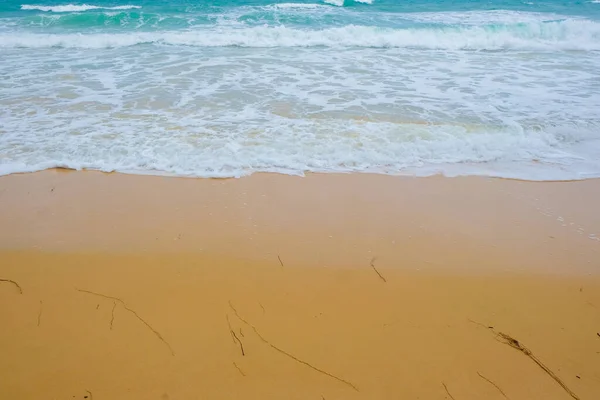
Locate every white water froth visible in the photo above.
<box><xmin>20</xmin><ymin>4</ymin><xmax>141</xmax><ymax>12</ymax></box>
<box><xmin>1</xmin><ymin>121</ymin><xmax>599</xmax><ymax>180</ymax></box>
<box><xmin>269</xmin><ymin>3</ymin><xmax>326</xmax><ymax>9</ymax></box>
<box><xmin>1</xmin><ymin>43</ymin><xmax>599</xmax><ymax>181</ymax></box>
<box><xmin>1</xmin><ymin>133</ymin><xmax>599</xmax><ymax>181</ymax></box>
<box><xmin>1</xmin><ymin>20</ymin><xmax>599</xmax><ymax>50</ymax></box>
<box><xmin>323</xmin><ymin>0</ymin><xmax>345</xmax><ymax>6</ymax></box>
<box><xmin>321</xmin><ymin>0</ymin><xmax>373</xmax><ymax>6</ymax></box>
<box><xmin>400</xmin><ymin>10</ymin><xmax>579</xmax><ymax>25</ymax></box>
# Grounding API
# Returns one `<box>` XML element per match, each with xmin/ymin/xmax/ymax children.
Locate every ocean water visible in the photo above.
<box><xmin>1</xmin><ymin>1</ymin><xmax>599</xmax><ymax>180</ymax></box>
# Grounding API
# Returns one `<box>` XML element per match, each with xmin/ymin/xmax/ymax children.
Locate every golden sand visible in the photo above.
<box><xmin>1</xmin><ymin>170</ymin><xmax>599</xmax><ymax>399</ymax></box>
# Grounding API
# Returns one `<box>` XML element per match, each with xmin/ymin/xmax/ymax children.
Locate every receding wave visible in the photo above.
<box><xmin>1</xmin><ymin>20</ymin><xmax>599</xmax><ymax>50</ymax></box>
<box><xmin>1</xmin><ymin>121</ymin><xmax>598</xmax><ymax>181</ymax></box>
<box><xmin>21</xmin><ymin>4</ymin><xmax>141</xmax><ymax>12</ymax></box>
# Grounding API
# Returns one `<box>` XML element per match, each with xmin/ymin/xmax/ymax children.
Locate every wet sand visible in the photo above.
<box><xmin>1</xmin><ymin>170</ymin><xmax>599</xmax><ymax>399</ymax></box>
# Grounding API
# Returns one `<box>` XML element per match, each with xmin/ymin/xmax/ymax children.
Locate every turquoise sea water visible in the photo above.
<box><xmin>1</xmin><ymin>1</ymin><xmax>599</xmax><ymax>179</ymax></box>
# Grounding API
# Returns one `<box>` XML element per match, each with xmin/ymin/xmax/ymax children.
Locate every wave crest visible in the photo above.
<box><xmin>1</xmin><ymin>20</ymin><xmax>599</xmax><ymax>50</ymax></box>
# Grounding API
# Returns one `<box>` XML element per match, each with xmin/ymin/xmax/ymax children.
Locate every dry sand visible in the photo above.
<box><xmin>1</xmin><ymin>170</ymin><xmax>599</xmax><ymax>400</ymax></box>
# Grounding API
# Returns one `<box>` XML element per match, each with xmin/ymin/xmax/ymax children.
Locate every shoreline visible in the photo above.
<box><xmin>1</xmin><ymin>170</ymin><xmax>600</xmax><ymax>399</ymax></box>
<box><xmin>1</xmin><ymin>169</ymin><xmax>599</xmax><ymax>274</ymax></box>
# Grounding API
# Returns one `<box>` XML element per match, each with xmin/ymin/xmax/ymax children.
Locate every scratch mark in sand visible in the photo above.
<box><xmin>229</xmin><ymin>301</ymin><xmax>358</xmax><ymax>392</ymax></box>
<box><xmin>226</xmin><ymin>314</ymin><xmax>245</xmax><ymax>355</ymax></box>
<box><xmin>110</xmin><ymin>302</ymin><xmax>116</xmax><ymax>330</ymax></box>
<box><xmin>477</xmin><ymin>372</ymin><xmax>509</xmax><ymax>399</ymax></box>
<box><xmin>231</xmin><ymin>330</ymin><xmax>245</xmax><ymax>356</ymax></box>
<box><xmin>77</xmin><ymin>288</ymin><xmax>174</xmax><ymax>356</ymax></box>
<box><xmin>37</xmin><ymin>300</ymin><xmax>43</xmax><ymax>327</ymax></box>
<box><xmin>469</xmin><ymin>319</ymin><xmax>579</xmax><ymax>400</ymax></box>
<box><xmin>233</xmin><ymin>362</ymin><xmax>246</xmax><ymax>376</ymax></box>
<box><xmin>442</xmin><ymin>382</ymin><xmax>456</xmax><ymax>400</ymax></box>
<box><xmin>0</xmin><ymin>279</ymin><xmax>23</xmax><ymax>294</ymax></box>
<box><xmin>369</xmin><ymin>257</ymin><xmax>387</xmax><ymax>282</ymax></box>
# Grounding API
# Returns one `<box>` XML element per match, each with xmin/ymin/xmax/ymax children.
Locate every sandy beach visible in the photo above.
<box><xmin>1</xmin><ymin>170</ymin><xmax>599</xmax><ymax>399</ymax></box>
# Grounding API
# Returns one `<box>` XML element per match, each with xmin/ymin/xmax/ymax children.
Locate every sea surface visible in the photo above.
<box><xmin>1</xmin><ymin>0</ymin><xmax>599</xmax><ymax>180</ymax></box>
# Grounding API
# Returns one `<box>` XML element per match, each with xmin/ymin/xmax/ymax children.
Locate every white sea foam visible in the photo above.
<box><xmin>20</xmin><ymin>4</ymin><xmax>141</xmax><ymax>12</ymax></box>
<box><xmin>1</xmin><ymin>122</ymin><xmax>598</xmax><ymax>180</ymax></box>
<box><xmin>322</xmin><ymin>0</ymin><xmax>373</xmax><ymax>6</ymax></box>
<box><xmin>1</xmin><ymin>20</ymin><xmax>599</xmax><ymax>50</ymax></box>
<box><xmin>269</xmin><ymin>3</ymin><xmax>326</xmax><ymax>9</ymax></box>
<box><xmin>400</xmin><ymin>10</ymin><xmax>578</xmax><ymax>25</ymax></box>
<box><xmin>1</xmin><ymin>42</ymin><xmax>599</xmax><ymax>181</ymax></box>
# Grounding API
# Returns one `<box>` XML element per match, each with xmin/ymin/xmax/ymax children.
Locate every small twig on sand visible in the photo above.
<box><xmin>233</xmin><ymin>362</ymin><xmax>246</xmax><ymax>376</ymax></box>
<box><xmin>226</xmin><ymin>314</ymin><xmax>237</xmax><ymax>343</ymax></box>
<box><xmin>229</xmin><ymin>301</ymin><xmax>358</xmax><ymax>392</ymax></box>
<box><xmin>477</xmin><ymin>372</ymin><xmax>509</xmax><ymax>399</ymax></box>
<box><xmin>369</xmin><ymin>257</ymin><xmax>387</xmax><ymax>283</ymax></box>
<box><xmin>231</xmin><ymin>330</ymin><xmax>245</xmax><ymax>356</ymax></box>
<box><xmin>239</xmin><ymin>328</ymin><xmax>244</xmax><ymax>337</ymax></box>
<box><xmin>0</xmin><ymin>279</ymin><xmax>23</xmax><ymax>294</ymax></box>
<box><xmin>259</xmin><ymin>302</ymin><xmax>266</xmax><ymax>314</ymax></box>
<box><xmin>278</xmin><ymin>255</ymin><xmax>284</xmax><ymax>267</ymax></box>
<box><xmin>469</xmin><ymin>319</ymin><xmax>580</xmax><ymax>400</ymax></box>
<box><xmin>37</xmin><ymin>300</ymin><xmax>43</xmax><ymax>327</ymax></box>
<box><xmin>226</xmin><ymin>314</ymin><xmax>245</xmax><ymax>355</ymax></box>
<box><xmin>495</xmin><ymin>332</ymin><xmax>580</xmax><ymax>400</ymax></box>
<box><xmin>85</xmin><ymin>389</ymin><xmax>93</xmax><ymax>399</ymax></box>
<box><xmin>442</xmin><ymin>382</ymin><xmax>456</xmax><ymax>400</ymax></box>
<box><xmin>467</xmin><ymin>318</ymin><xmax>494</xmax><ymax>330</ymax></box>
<box><xmin>77</xmin><ymin>288</ymin><xmax>175</xmax><ymax>356</ymax></box>
<box><xmin>110</xmin><ymin>302</ymin><xmax>116</xmax><ymax>330</ymax></box>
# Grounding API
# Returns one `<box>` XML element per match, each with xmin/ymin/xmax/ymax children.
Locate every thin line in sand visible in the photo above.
<box><xmin>37</xmin><ymin>300</ymin><xmax>43</xmax><ymax>327</ymax></box>
<box><xmin>477</xmin><ymin>372</ymin><xmax>509</xmax><ymax>399</ymax></box>
<box><xmin>369</xmin><ymin>257</ymin><xmax>387</xmax><ymax>282</ymax></box>
<box><xmin>442</xmin><ymin>382</ymin><xmax>456</xmax><ymax>400</ymax></box>
<box><xmin>469</xmin><ymin>319</ymin><xmax>579</xmax><ymax>400</ymax></box>
<box><xmin>77</xmin><ymin>288</ymin><xmax>175</xmax><ymax>356</ymax></box>
<box><xmin>233</xmin><ymin>362</ymin><xmax>246</xmax><ymax>377</ymax></box>
<box><xmin>229</xmin><ymin>300</ymin><xmax>358</xmax><ymax>392</ymax></box>
<box><xmin>110</xmin><ymin>301</ymin><xmax>116</xmax><ymax>330</ymax></box>
<box><xmin>0</xmin><ymin>278</ymin><xmax>23</xmax><ymax>294</ymax></box>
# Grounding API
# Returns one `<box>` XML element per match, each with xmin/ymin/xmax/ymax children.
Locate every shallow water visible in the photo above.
<box><xmin>1</xmin><ymin>0</ymin><xmax>599</xmax><ymax>179</ymax></box>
